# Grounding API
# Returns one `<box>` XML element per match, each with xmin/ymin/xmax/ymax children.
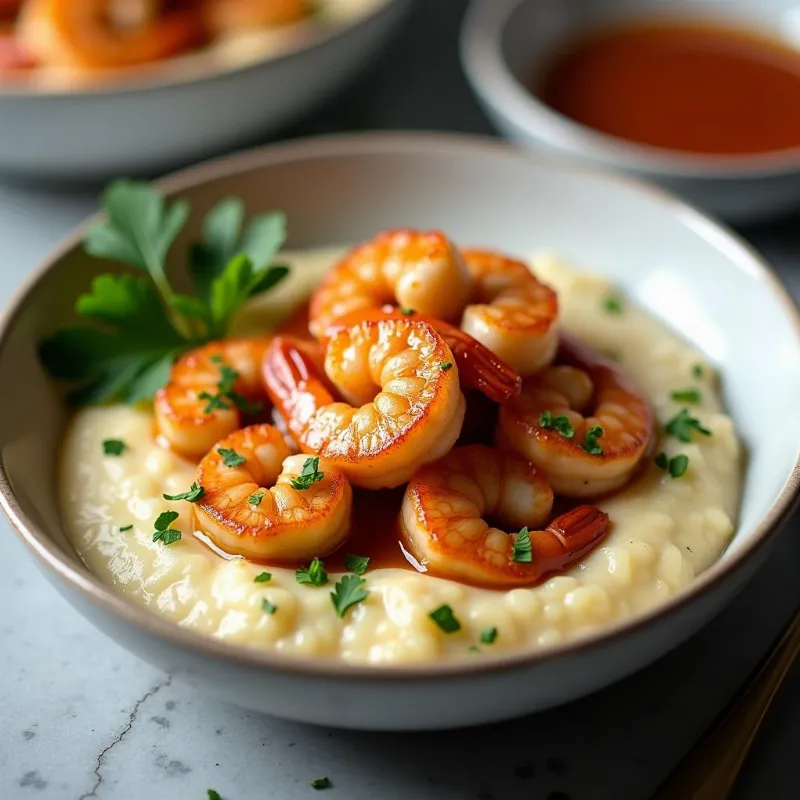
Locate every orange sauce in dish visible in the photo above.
<box><xmin>536</xmin><ymin>21</ymin><xmax>800</xmax><ymax>155</ymax></box>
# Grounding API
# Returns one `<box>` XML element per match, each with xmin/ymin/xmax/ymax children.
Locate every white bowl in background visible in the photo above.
<box><xmin>0</xmin><ymin>0</ymin><xmax>409</xmax><ymax>180</ymax></box>
<box><xmin>461</xmin><ymin>0</ymin><xmax>800</xmax><ymax>224</ymax></box>
<box><xmin>1</xmin><ymin>132</ymin><xmax>799</xmax><ymax>730</ymax></box>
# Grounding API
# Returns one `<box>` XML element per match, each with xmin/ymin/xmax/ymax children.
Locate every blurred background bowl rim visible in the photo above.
<box><xmin>1</xmin><ymin>130</ymin><xmax>799</xmax><ymax>682</ymax></box>
<box><xmin>0</xmin><ymin>0</ymin><xmax>399</xmax><ymax>100</ymax></box>
<box><xmin>461</xmin><ymin>0</ymin><xmax>800</xmax><ymax>179</ymax></box>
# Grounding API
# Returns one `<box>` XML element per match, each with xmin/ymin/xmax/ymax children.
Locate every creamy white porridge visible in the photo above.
<box><xmin>60</xmin><ymin>249</ymin><xmax>741</xmax><ymax>665</ymax></box>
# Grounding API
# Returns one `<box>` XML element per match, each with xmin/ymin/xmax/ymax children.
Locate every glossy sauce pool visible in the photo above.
<box><xmin>535</xmin><ymin>21</ymin><xmax>800</xmax><ymax>156</ymax></box>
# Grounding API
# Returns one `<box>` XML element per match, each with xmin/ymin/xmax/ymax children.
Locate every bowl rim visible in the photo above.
<box><xmin>2</xmin><ymin>130</ymin><xmax>800</xmax><ymax>682</ymax></box>
<box><xmin>0</xmin><ymin>0</ymin><xmax>401</xmax><ymax>100</ymax></box>
<box><xmin>461</xmin><ymin>0</ymin><xmax>800</xmax><ymax>179</ymax></box>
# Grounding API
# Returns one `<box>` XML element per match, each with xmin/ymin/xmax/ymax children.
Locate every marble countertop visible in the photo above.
<box><xmin>2</xmin><ymin>2</ymin><xmax>800</xmax><ymax>798</ymax></box>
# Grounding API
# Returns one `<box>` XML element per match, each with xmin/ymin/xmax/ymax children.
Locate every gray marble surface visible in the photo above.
<box><xmin>2</xmin><ymin>2</ymin><xmax>800</xmax><ymax>798</ymax></box>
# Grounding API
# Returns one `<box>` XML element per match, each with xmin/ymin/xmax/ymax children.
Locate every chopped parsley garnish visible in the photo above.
<box><xmin>666</xmin><ymin>409</ymin><xmax>712</xmax><ymax>443</ymax></box>
<box><xmin>512</xmin><ymin>527</ymin><xmax>532</xmax><ymax>563</ymax></box>
<box><xmin>399</xmin><ymin>306</ymin><xmax>416</xmax><ymax>315</ymax></box>
<box><xmin>580</xmin><ymin>425</ymin><xmax>605</xmax><ymax>456</ymax></box>
<box><xmin>296</xmin><ymin>557</ymin><xmax>328</xmax><ymax>587</ymax></box>
<box><xmin>656</xmin><ymin>452</ymin><xmax>689</xmax><ymax>478</ymax></box>
<box><xmin>119</xmin><ymin>524</ymin><xmax>133</xmax><ymax>532</ymax></box>
<box><xmin>207</xmin><ymin>791</ymin><xmax>222</xmax><ymax>800</ymax></box>
<box><xmin>344</xmin><ymin>554</ymin><xmax>370</xmax><ymax>575</ymax></box>
<box><xmin>218</xmin><ymin>447</ymin><xmax>246</xmax><ymax>468</ymax></box>
<box><xmin>248</xmin><ymin>490</ymin><xmax>265</xmax><ymax>506</ymax></box>
<box><xmin>261</xmin><ymin>598</ymin><xmax>278</xmax><ymax>615</ymax></box>
<box><xmin>603</xmin><ymin>294</ymin><xmax>624</xmax><ymax>314</ymax></box>
<box><xmin>440</xmin><ymin>362</ymin><xmax>453</xmax><ymax>372</ymax></box>
<box><xmin>163</xmin><ymin>481</ymin><xmax>204</xmax><ymax>502</ymax></box>
<box><xmin>331</xmin><ymin>574</ymin><xmax>369</xmax><ymax>618</ymax></box>
<box><xmin>37</xmin><ymin>180</ymin><xmax>290</xmax><ymax>406</ymax></box>
<box><xmin>480</xmin><ymin>627</ymin><xmax>498</xmax><ymax>645</ymax></box>
<box><xmin>670</xmin><ymin>388</ymin><xmax>702</xmax><ymax>404</ymax></box>
<box><xmin>539</xmin><ymin>410</ymin><xmax>575</xmax><ymax>438</ymax></box>
<box><xmin>200</xmin><ymin>361</ymin><xmax>262</xmax><ymax>416</ymax></box>
<box><xmin>152</xmin><ymin>529</ymin><xmax>182</xmax><ymax>545</ymax></box>
<box><xmin>199</xmin><ymin>391</ymin><xmax>230</xmax><ymax>413</ymax></box>
<box><xmin>152</xmin><ymin>510</ymin><xmax>181</xmax><ymax>545</ymax></box>
<box><xmin>692</xmin><ymin>364</ymin><xmax>704</xmax><ymax>378</ymax></box>
<box><xmin>429</xmin><ymin>604</ymin><xmax>461</xmax><ymax>633</ymax></box>
<box><xmin>102</xmin><ymin>439</ymin><xmax>127</xmax><ymax>456</ymax></box>
<box><xmin>310</xmin><ymin>778</ymin><xmax>332</xmax><ymax>790</ymax></box>
<box><xmin>290</xmin><ymin>457</ymin><xmax>324</xmax><ymax>490</ymax></box>
<box><xmin>254</xmin><ymin>572</ymin><xmax>272</xmax><ymax>583</ymax></box>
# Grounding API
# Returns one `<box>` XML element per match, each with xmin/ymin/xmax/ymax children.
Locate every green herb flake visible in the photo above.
<box><xmin>666</xmin><ymin>409</ymin><xmax>712</xmax><ymax>443</ymax></box>
<box><xmin>580</xmin><ymin>425</ymin><xmax>605</xmax><ymax>456</ymax></box>
<box><xmin>670</xmin><ymin>388</ymin><xmax>702</xmax><ymax>404</ymax></box>
<box><xmin>296</xmin><ymin>557</ymin><xmax>328</xmax><ymax>587</ymax></box>
<box><xmin>163</xmin><ymin>481</ymin><xmax>204</xmax><ymax>503</ymax></box>
<box><xmin>539</xmin><ymin>410</ymin><xmax>574</xmax><ymax>438</ymax></box>
<box><xmin>603</xmin><ymin>294</ymin><xmax>624</xmax><ymax>314</ymax></box>
<box><xmin>218</xmin><ymin>447</ymin><xmax>246</xmax><ymax>468</ymax></box>
<box><xmin>207</xmin><ymin>791</ymin><xmax>222</xmax><ymax>800</ymax></box>
<box><xmin>261</xmin><ymin>598</ymin><xmax>278</xmax><ymax>615</ymax></box>
<box><xmin>154</xmin><ymin>510</ymin><xmax>179</xmax><ymax>531</ymax></box>
<box><xmin>399</xmin><ymin>306</ymin><xmax>416</xmax><ymax>315</ymax></box>
<box><xmin>331</xmin><ymin>574</ymin><xmax>369</xmax><ymax>618</ymax></box>
<box><xmin>199</xmin><ymin>391</ymin><xmax>230</xmax><ymax>413</ymax></box>
<box><xmin>119</xmin><ymin>524</ymin><xmax>133</xmax><ymax>532</ymax></box>
<box><xmin>429</xmin><ymin>604</ymin><xmax>461</xmax><ymax>633</ymax></box>
<box><xmin>102</xmin><ymin>439</ymin><xmax>127</xmax><ymax>456</ymax></box>
<box><xmin>467</xmin><ymin>645</ymin><xmax>481</xmax><ymax>655</ymax></box>
<box><xmin>655</xmin><ymin>452</ymin><xmax>669</xmax><ymax>471</ymax></box>
<box><xmin>344</xmin><ymin>553</ymin><xmax>370</xmax><ymax>575</ymax></box>
<box><xmin>290</xmin><ymin>457</ymin><xmax>324</xmax><ymax>490</ymax></box>
<box><xmin>480</xmin><ymin>627</ymin><xmax>498</xmax><ymax>645</ymax></box>
<box><xmin>692</xmin><ymin>364</ymin><xmax>704</xmax><ymax>378</ymax></box>
<box><xmin>512</xmin><ymin>527</ymin><xmax>533</xmax><ymax>563</ymax></box>
<box><xmin>152</xmin><ymin>529</ymin><xmax>182</xmax><ymax>545</ymax></box>
<box><xmin>310</xmin><ymin>777</ymin><xmax>332</xmax><ymax>791</ymax></box>
<box><xmin>254</xmin><ymin>572</ymin><xmax>272</xmax><ymax>583</ymax></box>
<box><xmin>248</xmin><ymin>490</ymin><xmax>265</xmax><ymax>507</ymax></box>
<box><xmin>440</xmin><ymin>362</ymin><xmax>453</xmax><ymax>372</ymax></box>
<box><xmin>669</xmin><ymin>454</ymin><xmax>689</xmax><ymax>478</ymax></box>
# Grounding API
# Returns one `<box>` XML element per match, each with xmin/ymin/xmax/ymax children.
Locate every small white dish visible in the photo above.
<box><xmin>0</xmin><ymin>0</ymin><xmax>409</xmax><ymax>180</ymax></box>
<box><xmin>1</xmin><ymin>132</ymin><xmax>799</xmax><ymax>730</ymax></box>
<box><xmin>461</xmin><ymin>0</ymin><xmax>800</xmax><ymax>223</ymax></box>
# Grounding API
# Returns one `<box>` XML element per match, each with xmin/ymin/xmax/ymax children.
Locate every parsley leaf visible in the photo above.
<box><xmin>670</xmin><ymin>388</ymin><xmax>702</xmax><ymax>404</ymax></box>
<box><xmin>163</xmin><ymin>482</ymin><xmax>204</xmax><ymax>502</ymax></box>
<box><xmin>152</xmin><ymin>529</ymin><xmax>182</xmax><ymax>545</ymax></box>
<box><xmin>480</xmin><ymin>627</ymin><xmax>498</xmax><ymax>645</ymax></box>
<box><xmin>119</xmin><ymin>524</ymin><xmax>133</xmax><ymax>532</ymax></box>
<box><xmin>248</xmin><ymin>490</ymin><xmax>265</xmax><ymax>506</ymax></box>
<box><xmin>102</xmin><ymin>438</ymin><xmax>127</xmax><ymax>456</ymax></box>
<box><xmin>655</xmin><ymin>452</ymin><xmax>669</xmax><ymax>470</ymax></box>
<box><xmin>290</xmin><ymin>457</ymin><xmax>324</xmax><ymax>490</ymax></box>
<box><xmin>669</xmin><ymin>454</ymin><xmax>689</xmax><ymax>478</ymax></box>
<box><xmin>344</xmin><ymin>554</ymin><xmax>370</xmax><ymax>575</ymax></box>
<box><xmin>539</xmin><ymin>410</ymin><xmax>574</xmax><ymax>438</ymax></box>
<box><xmin>512</xmin><ymin>527</ymin><xmax>532</xmax><ymax>563</ymax></box>
<box><xmin>429</xmin><ymin>604</ymin><xmax>461</xmax><ymax>633</ymax></box>
<box><xmin>207</xmin><ymin>791</ymin><xmax>222</xmax><ymax>800</ymax></box>
<box><xmin>580</xmin><ymin>425</ymin><xmax>605</xmax><ymax>455</ymax></box>
<box><xmin>310</xmin><ymin>778</ymin><xmax>332</xmax><ymax>790</ymax></box>
<box><xmin>331</xmin><ymin>574</ymin><xmax>369</xmax><ymax>618</ymax></box>
<box><xmin>218</xmin><ymin>447</ymin><xmax>246</xmax><ymax>468</ymax></box>
<box><xmin>261</xmin><ymin>598</ymin><xmax>278</xmax><ymax>615</ymax></box>
<box><xmin>254</xmin><ymin>572</ymin><xmax>271</xmax><ymax>583</ymax></box>
<box><xmin>440</xmin><ymin>361</ymin><xmax>453</xmax><ymax>372</ymax></box>
<box><xmin>154</xmin><ymin>510</ymin><xmax>179</xmax><ymax>531</ymax></box>
<box><xmin>399</xmin><ymin>306</ymin><xmax>416</xmax><ymax>315</ymax></box>
<box><xmin>692</xmin><ymin>364</ymin><xmax>704</xmax><ymax>378</ymax></box>
<box><xmin>603</xmin><ymin>294</ymin><xmax>624</xmax><ymax>314</ymax></box>
<box><xmin>296</xmin><ymin>557</ymin><xmax>328</xmax><ymax>587</ymax></box>
<box><xmin>666</xmin><ymin>409</ymin><xmax>712</xmax><ymax>442</ymax></box>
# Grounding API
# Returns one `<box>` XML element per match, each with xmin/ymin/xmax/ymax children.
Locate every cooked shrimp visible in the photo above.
<box><xmin>497</xmin><ymin>333</ymin><xmax>654</xmax><ymax>497</ymax></box>
<box><xmin>203</xmin><ymin>0</ymin><xmax>312</xmax><ymax>34</ymax></box>
<box><xmin>263</xmin><ymin>317</ymin><xmax>466</xmax><ymax>490</ymax></box>
<box><xmin>321</xmin><ymin>306</ymin><xmax>521</xmax><ymax>404</ymax></box>
<box><xmin>460</xmin><ymin>249</ymin><xmax>559</xmax><ymax>376</ymax></box>
<box><xmin>401</xmin><ymin>445</ymin><xmax>610</xmax><ymax>587</ymax></box>
<box><xmin>194</xmin><ymin>424</ymin><xmax>352</xmax><ymax>561</ymax></box>
<box><xmin>308</xmin><ymin>229</ymin><xmax>475</xmax><ymax>339</ymax></box>
<box><xmin>155</xmin><ymin>338</ymin><xmax>271</xmax><ymax>460</ymax></box>
<box><xmin>18</xmin><ymin>0</ymin><xmax>206</xmax><ymax>69</ymax></box>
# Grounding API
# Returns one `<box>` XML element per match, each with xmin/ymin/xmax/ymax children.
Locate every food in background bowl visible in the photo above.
<box><xmin>46</xmin><ymin>180</ymin><xmax>742</xmax><ymax>665</ymax></box>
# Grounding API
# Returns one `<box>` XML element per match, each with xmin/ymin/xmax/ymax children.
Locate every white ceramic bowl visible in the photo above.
<box><xmin>461</xmin><ymin>0</ymin><xmax>800</xmax><ymax>224</ymax></box>
<box><xmin>2</xmin><ymin>133</ymin><xmax>799</xmax><ymax>730</ymax></box>
<box><xmin>0</xmin><ymin>0</ymin><xmax>409</xmax><ymax>180</ymax></box>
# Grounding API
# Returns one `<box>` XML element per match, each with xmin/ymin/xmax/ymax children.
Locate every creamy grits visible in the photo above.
<box><xmin>59</xmin><ymin>249</ymin><xmax>741</xmax><ymax>665</ymax></box>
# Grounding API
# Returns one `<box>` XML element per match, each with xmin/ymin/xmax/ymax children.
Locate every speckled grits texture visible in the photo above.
<box><xmin>60</xmin><ymin>249</ymin><xmax>741</xmax><ymax>665</ymax></box>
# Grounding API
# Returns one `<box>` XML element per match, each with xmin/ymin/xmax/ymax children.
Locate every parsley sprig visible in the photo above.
<box><xmin>666</xmin><ymin>409</ymin><xmax>712</xmax><ymax>443</ymax></box>
<box><xmin>539</xmin><ymin>410</ymin><xmax>575</xmax><ymax>438</ymax></box>
<box><xmin>331</xmin><ymin>574</ymin><xmax>369</xmax><ymax>618</ymax></box>
<box><xmin>38</xmin><ymin>181</ymin><xmax>289</xmax><ymax>405</ymax></box>
<box><xmin>290</xmin><ymin>457</ymin><xmax>324</xmax><ymax>490</ymax></box>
